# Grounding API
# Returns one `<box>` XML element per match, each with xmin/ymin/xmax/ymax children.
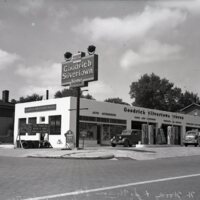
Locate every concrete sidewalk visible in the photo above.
<box><xmin>1</xmin><ymin>144</ymin><xmax>200</xmax><ymax>160</ymax></box>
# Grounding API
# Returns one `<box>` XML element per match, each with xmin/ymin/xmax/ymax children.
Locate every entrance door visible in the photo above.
<box><xmin>97</xmin><ymin>125</ymin><xmax>101</xmax><ymax>144</ymax></box>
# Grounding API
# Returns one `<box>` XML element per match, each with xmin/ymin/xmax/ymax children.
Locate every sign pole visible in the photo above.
<box><xmin>76</xmin><ymin>87</ymin><xmax>81</xmax><ymax>148</ymax></box>
<box><xmin>62</xmin><ymin>47</ymin><xmax>98</xmax><ymax>149</ymax></box>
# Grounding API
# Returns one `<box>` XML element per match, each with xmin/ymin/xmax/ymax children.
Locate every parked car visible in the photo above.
<box><xmin>183</xmin><ymin>130</ymin><xmax>200</xmax><ymax>147</ymax></box>
<box><xmin>111</xmin><ymin>129</ymin><xmax>142</xmax><ymax>147</ymax></box>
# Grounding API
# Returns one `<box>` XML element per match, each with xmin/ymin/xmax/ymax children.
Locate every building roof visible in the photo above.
<box><xmin>0</xmin><ymin>101</ymin><xmax>15</xmax><ymax>108</ymax></box>
<box><xmin>180</xmin><ymin>103</ymin><xmax>200</xmax><ymax>112</ymax></box>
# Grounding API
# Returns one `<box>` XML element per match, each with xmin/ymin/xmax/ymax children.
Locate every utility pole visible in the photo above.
<box><xmin>76</xmin><ymin>87</ymin><xmax>80</xmax><ymax>148</ymax></box>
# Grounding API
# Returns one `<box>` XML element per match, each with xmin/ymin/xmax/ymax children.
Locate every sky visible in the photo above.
<box><xmin>0</xmin><ymin>0</ymin><xmax>200</xmax><ymax>104</ymax></box>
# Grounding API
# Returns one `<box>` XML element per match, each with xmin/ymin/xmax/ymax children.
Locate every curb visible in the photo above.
<box><xmin>27</xmin><ymin>154</ymin><xmax>115</xmax><ymax>160</ymax></box>
<box><xmin>62</xmin><ymin>154</ymin><xmax>115</xmax><ymax>160</ymax></box>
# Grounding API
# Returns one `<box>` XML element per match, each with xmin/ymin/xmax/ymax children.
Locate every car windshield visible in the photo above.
<box><xmin>121</xmin><ymin>130</ymin><xmax>131</xmax><ymax>135</ymax></box>
<box><xmin>186</xmin><ymin>132</ymin><xmax>196</xmax><ymax>136</ymax></box>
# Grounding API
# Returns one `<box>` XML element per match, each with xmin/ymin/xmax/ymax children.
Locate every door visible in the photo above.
<box><xmin>97</xmin><ymin>125</ymin><xmax>101</xmax><ymax>144</ymax></box>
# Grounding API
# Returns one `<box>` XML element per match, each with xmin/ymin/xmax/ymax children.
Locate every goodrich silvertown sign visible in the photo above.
<box><xmin>61</xmin><ymin>54</ymin><xmax>98</xmax><ymax>87</ymax></box>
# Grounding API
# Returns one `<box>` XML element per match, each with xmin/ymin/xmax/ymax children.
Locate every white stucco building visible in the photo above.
<box><xmin>14</xmin><ymin>97</ymin><xmax>200</xmax><ymax>148</ymax></box>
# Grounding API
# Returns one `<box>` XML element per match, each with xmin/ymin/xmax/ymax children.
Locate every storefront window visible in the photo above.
<box><xmin>101</xmin><ymin>125</ymin><xmax>126</xmax><ymax>145</ymax></box>
<box><xmin>40</xmin><ymin>116</ymin><xmax>45</xmax><ymax>123</ymax></box>
<box><xmin>28</xmin><ymin>117</ymin><xmax>36</xmax><ymax>124</ymax></box>
<box><xmin>49</xmin><ymin>115</ymin><xmax>61</xmax><ymax>135</ymax></box>
<box><xmin>80</xmin><ymin>122</ymin><xmax>97</xmax><ymax>140</ymax></box>
<box><xmin>110</xmin><ymin>125</ymin><xmax>126</xmax><ymax>138</ymax></box>
<box><xmin>102</xmin><ymin>125</ymin><xmax>110</xmax><ymax>141</ymax></box>
<box><xmin>19</xmin><ymin>118</ymin><xmax>26</xmax><ymax>135</ymax></box>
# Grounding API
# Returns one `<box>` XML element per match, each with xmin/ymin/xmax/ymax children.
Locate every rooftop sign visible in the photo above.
<box><xmin>61</xmin><ymin>54</ymin><xmax>98</xmax><ymax>87</ymax></box>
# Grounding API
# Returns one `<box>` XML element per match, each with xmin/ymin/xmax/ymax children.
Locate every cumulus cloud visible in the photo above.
<box><xmin>120</xmin><ymin>40</ymin><xmax>182</xmax><ymax>69</ymax></box>
<box><xmin>16</xmin><ymin>61</ymin><xmax>61</xmax><ymax>85</ymax></box>
<box><xmin>0</xmin><ymin>20</ymin><xmax>3</xmax><ymax>30</ymax></box>
<box><xmin>0</xmin><ymin>49</ymin><xmax>20</xmax><ymax>70</ymax></box>
<box><xmin>16</xmin><ymin>0</ymin><xmax>44</xmax><ymax>14</ymax></box>
<box><xmin>87</xmin><ymin>81</ymin><xmax>113</xmax><ymax>100</ymax></box>
<box><xmin>18</xmin><ymin>85</ymin><xmax>61</xmax><ymax>99</ymax></box>
<box><xmin>47</xmin><ymin>7</ymin><xmax>69</xmax><ymax>32</ymax></box>
<box><xmin>73</xmin><ymin>6</ymin><xmax>186</xmax><ymax>42</ymax></box>
<box><xmin>16</xmin><ymin>63</ymin><xmax>113</xmax><ymax>100</ymax></box>
<box><xmin>156</xmin><ymin>0</ymin><xmax>200</xmax><ymax>15</ymax></box>
<box><xmin>15</xmin><ymin>61</ymin><xmax>61</xmax><ymax>97</ymax></box>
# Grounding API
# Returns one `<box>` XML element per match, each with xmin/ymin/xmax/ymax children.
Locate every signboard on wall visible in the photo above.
<box><xmin>61</xmin><ymin>54</ymin><xmax>98</xmax><ymax>87</ymax></box>
<box><xmin>25</xmin><ymin>104</ymin><xmax>56</xmax><ymax>113</ymax></box>
<box><xmin>20</xmin><ymin>124</ymin><xmax>50</xmax><ymax>134</ymax></box>
<box><xmin>31</xmin><ymin>124</ymin><xmax>50</xmax><ymax>134</ymax></box>
<box><xmin>20</xmin><ymin>124</ymin><xmax>32</xmax><ymax>134</ymax></box>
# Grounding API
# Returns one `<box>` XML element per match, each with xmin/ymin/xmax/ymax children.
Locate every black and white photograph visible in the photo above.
<box><xmin>1</xmin><ymin>0</ymin><xmax>200</xmax><ymax>199</ymax></box>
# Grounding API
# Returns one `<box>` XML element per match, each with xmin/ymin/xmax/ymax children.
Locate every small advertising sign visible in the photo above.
<box><xmin>31</xmin><ymin>124</ymin><xmax>50</xmax><ymax>134</ymax></box>
<box><xmin>25</xmin><ymin>104</ymin><xmax>56</xmax><ymax>113</ymax></box>
<box><xmin>61</xmin><ymin>54</ymin><xmax>98</xmax><ymax>87</ymax></box>
<box><xmin>20</xmin><ymin>124</ymin><xmax>32</xmax><ymax>134</ymax></box>
<box><xmin>20</xmin><ymin>124</ymin><xmax>50</xmax><ymax>135</ymax></box>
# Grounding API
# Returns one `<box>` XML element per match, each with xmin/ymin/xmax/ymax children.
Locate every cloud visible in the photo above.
<box><xmin>0</xmin><ymin>20</ymin><xmax>3</xmax><ymax>30</ymax></box>
<box><xmin>156</xmin><ymin>0</ymin><xmax>200</xmax><ymax>15</ymax></box>
<box><xmin>15</xmin><ymin>63</ymin><xmax>113</xmax><ymax>100</ymax></box>
<box><xmin>16</xmin><ymin>61</ymin><xmax>61</xmax><ymax>85</ymax></box>
<box><xmin>120</xmin><ymin>40</ymin><xmax>182</xmax><ymax>69</ymax></box>
<box><xmin>18</xmin><ymin>85</ymin><xmax>61</xmax><ymax>99</ymax></box>
<box><xmin>88</xmin><ymin>81</ymin><xmax>113</xmax><ymax>100</ymax></box>
<box><xmin>73</xmin><ymin>6</ymin><xmax>186</xmax><ymax>42</ymax></box>
<box><xmin>16</xmin><ymin>0</ymin><xmax>44</xmax><ymax>15</ymax></box>
<box><xmin>15</xmin><ymin>61</ymin><xmax>62</xmax><ymax>96</ymax></box>
<box><xmin>47</xmin><ymin>7</ymin><xmax>69</xmax><ymax>32</ymax></box>
<box><xmin>0</xmin><ymin>49</ymin><xmax>20</xmax><ymax>70</ymax></box>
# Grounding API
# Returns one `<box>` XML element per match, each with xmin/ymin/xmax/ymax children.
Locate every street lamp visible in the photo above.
<box><xmin>87</xmin><ymin>45</ymin><xmax>96</xmax><ymax>55</ymax></box>
<box><xmin>64</xmin><ymin>52</ymin><xmax>72</xmax><ymax>61</ymax></box>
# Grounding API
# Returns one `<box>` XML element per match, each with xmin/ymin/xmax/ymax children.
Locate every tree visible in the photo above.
<box><xmin>179</xmin><ymin>91</ymin><xmax>200</xmax><ymax>108</ymax></box>
<box><xmin>54</xmin><ymin>88</ymin><xmax>79</xmax><ymax>98</ymax></box>
<box><xmin>18</xmin><ymin>94</ymin><xmax>43</xmax><ymax>103</ymax></box>
<box><xmin>104</xmin><ymin>97</ymin><xmax>130</xmax><ymax>105</ymax></box>
<box><xmin>129</xmin><ymin>73</ymin><xmax>183</xmax><ymax>111</ymax></box>
<box><xmin>10</xmin><ymin>99</ymin><xmax>17</xmax><ymax>104</ymax></box>
<box><xmin>129</xmin><ymin>73</ymin><xmax>200</xmax><ymax>111</ymax></box>
<box><xmin>54</xmin><ymin>88</ymin><xmax>95</xmax><ymax>100</ymax></box>
<box><xmin>82</xmin><ymin>93</ymin><xmax>95</xmax><ymax>100</ymax></box>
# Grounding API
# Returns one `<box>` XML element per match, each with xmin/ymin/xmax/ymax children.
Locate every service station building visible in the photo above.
<box><xmin>14</xmin><ymin>97</ymin><xmax>200</xmax><ymax>148</ymax></box>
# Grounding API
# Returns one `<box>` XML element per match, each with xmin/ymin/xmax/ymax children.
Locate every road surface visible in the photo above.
<box><xmin>1</xmin><ymin>155</ymin><xmax>200</xmax><ymax>200</ymax></box>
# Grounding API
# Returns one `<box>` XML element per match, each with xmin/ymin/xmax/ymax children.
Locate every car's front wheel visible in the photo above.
<box><xmin>124</xmin><ymin>139</ymin><xmax>129</xmax><ymax>147</ymax></box>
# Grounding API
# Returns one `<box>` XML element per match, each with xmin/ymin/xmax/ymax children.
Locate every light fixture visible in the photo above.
<box><xmin>87</xmin><ymin>45</ymin><xmax>96</xmax><ymax>55</ymax></box>
<box><xmin>64</xmin><ymin>52</ymin><xmax>72</xmax><ymax>61</ymax></box>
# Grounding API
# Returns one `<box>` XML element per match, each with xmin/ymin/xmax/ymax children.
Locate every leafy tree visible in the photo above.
<box><xmin>10</xmin><ymin>99</ymin><xmax>17</xmax><ymax>104</ymax></box>
<box><xmin>82</xmin><ymin>93</ymin><xmax>95</xmax><ymax>100</ymax></box>
<box><xmin>18</xmin><ymin>94</ymin><xmax>43</xmax><ymax>103</ymax></box>
<box><xmin>104</xmin><ymin>97</ymin><xmax>130</xmax><ymax>105</ymax></box>
<box><xmin>129</xmin><ymin>73</ymin><xmax>200</xmax><ymax>111</ymax></box>
<box><xmin>54</xmin><ymin>88</ymin><xmax>95</xmax><ymax>100</ymax></box>
<box><xmin>179</xmin><ymin>91</ymin><xmax>200</xmax><ymax>108</ymax></box>
<box><xmin>54</xmin><ymin>88</ymin><xmax>80</xmax><ymax>98</ymax></box>
<box><xmin>129</xmin><ymin>73</ymin><xmax>183</xmax><ymax>111</ymax></box>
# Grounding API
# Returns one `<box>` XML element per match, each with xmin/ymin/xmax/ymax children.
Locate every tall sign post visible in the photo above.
<box><xmin>61</xmin><ymin>46</ymin><xmax>98</xmax><ymax>148</ymax></box>
<box><xmin>76</xmin><ymin>87</ymin><xmax>80</xmax><ymax>148</ymax></box>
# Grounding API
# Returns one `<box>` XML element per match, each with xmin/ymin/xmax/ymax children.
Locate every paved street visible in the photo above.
<box><xmin>1</xmin><ymin>155</ymin><xmax>200</xmax><ymax>200</ymax></box>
